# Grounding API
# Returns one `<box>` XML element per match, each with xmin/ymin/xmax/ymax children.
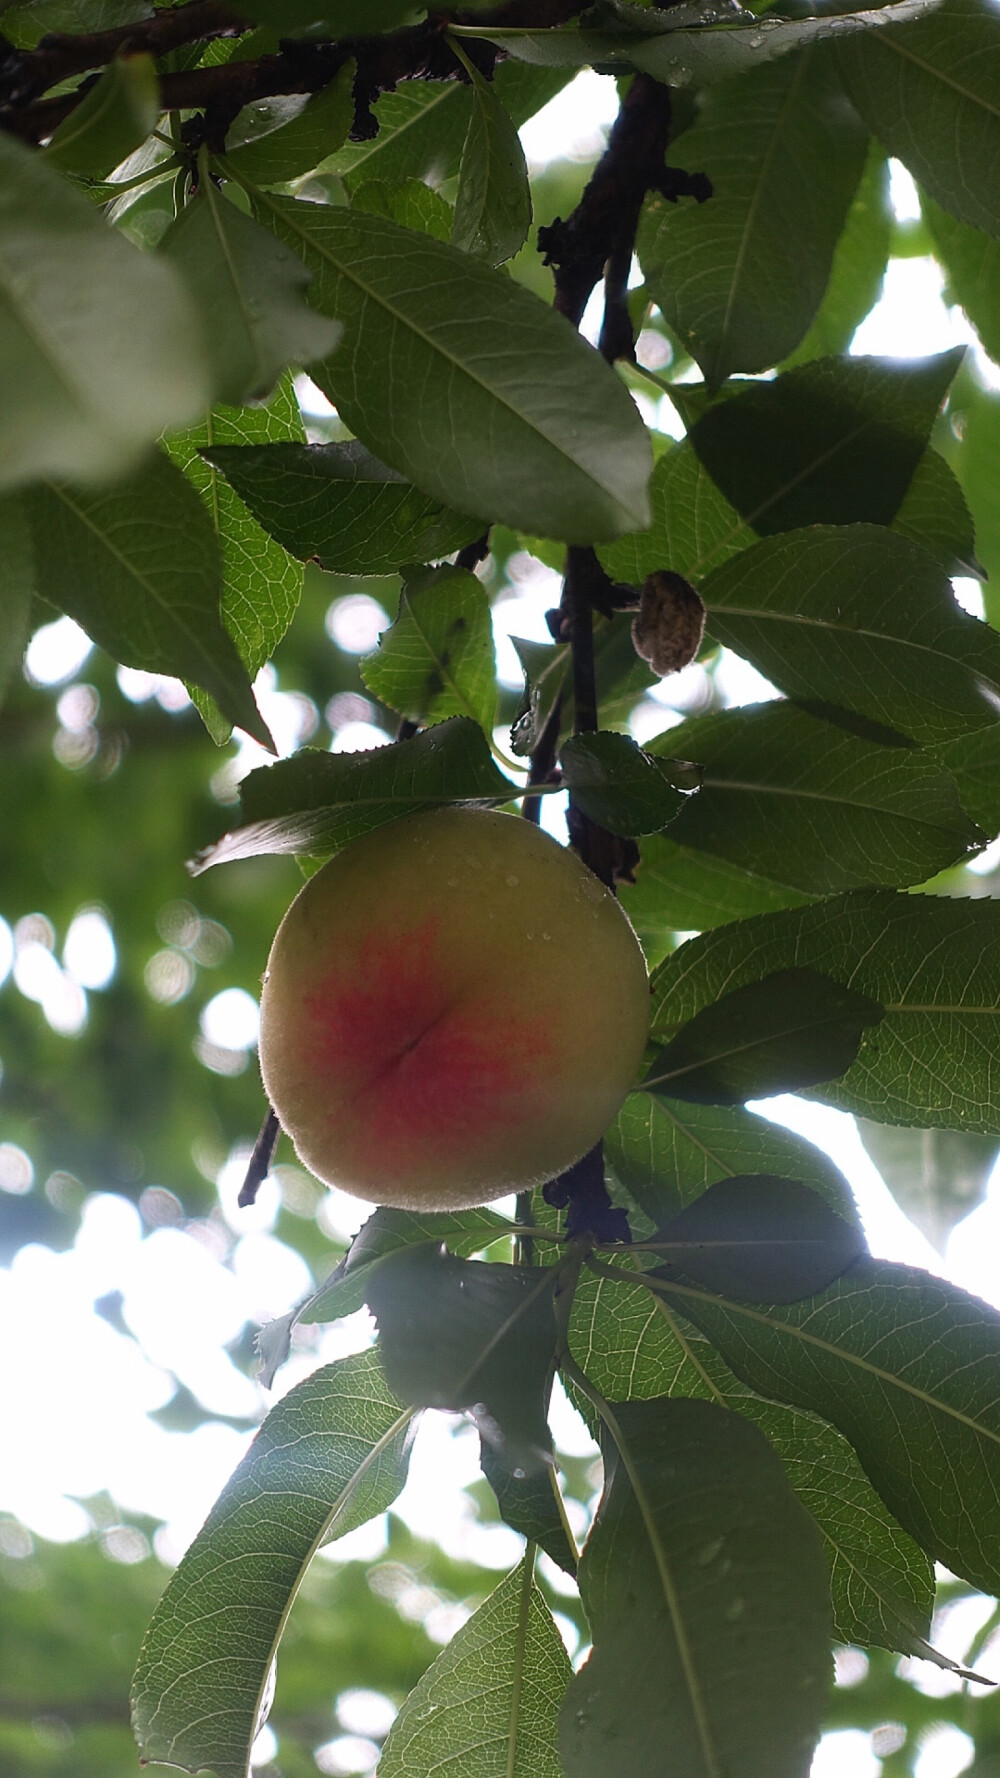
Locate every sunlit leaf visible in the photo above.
<box><xmin>131</xmin><ymin>1350</ymin><xmax>415</xmax><ymax>1778</ymax></box>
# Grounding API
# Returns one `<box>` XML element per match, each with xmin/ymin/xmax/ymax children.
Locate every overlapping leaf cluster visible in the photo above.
<box><xmin>7</xmin><ymin>0</ymin><xmax>1000</xmax><ymax>1773</ymax></box>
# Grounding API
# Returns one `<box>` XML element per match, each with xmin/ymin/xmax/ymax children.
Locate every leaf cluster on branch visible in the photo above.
<box><xmin>5</xmin><ymin>0</ymin><xmax>1000</xmax><ymax>1772</ymax></box>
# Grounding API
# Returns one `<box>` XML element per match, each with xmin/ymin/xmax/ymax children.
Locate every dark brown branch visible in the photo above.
<box><xmin>0</xmin><ymin>0</ymin><xmax>245</xmax><ymax>106</ymax></box>
<box><xmin>537</xmin><ymin>70</ymin><xmax>711</xmax><ymax>360</ymax></box>
<box><xmin>0</xmin><ymin>0</ymin><xmax>594</xmax><ymax>142</ymax></box>
<box><xmin>543</xmin><ymin>1142</ymin><xmax>630</xmax><ymax>1243</ymax></box>
<box><xmin>238</xmin><ymin>1106</ymin><xmax>280</xmax><ymax>1208</ymax></box>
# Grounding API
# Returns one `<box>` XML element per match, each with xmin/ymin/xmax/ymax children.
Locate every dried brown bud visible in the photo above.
<box><xmin>631</xmin><ymin>570</ymin><xmax>706</xmax><ymax>677</ymax></box>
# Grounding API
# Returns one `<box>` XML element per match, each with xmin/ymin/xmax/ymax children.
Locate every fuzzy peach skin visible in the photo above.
<box><xmin>257</xmin><ymin>807</ymin><xmax>650</xmax><ymax>1210</ymax></box>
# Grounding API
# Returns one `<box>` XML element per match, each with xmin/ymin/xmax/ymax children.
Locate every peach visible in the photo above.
<box><xmin>257</xmin><ymin>807</ymin><xmax>650</xmax><ymax>1210</ymax></box>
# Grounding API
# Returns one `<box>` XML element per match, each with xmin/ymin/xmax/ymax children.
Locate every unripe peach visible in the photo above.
<box><xmin>258</xmin><ymin>808</ymin><xmax>650</xmax><ymax>1210</ymax></box>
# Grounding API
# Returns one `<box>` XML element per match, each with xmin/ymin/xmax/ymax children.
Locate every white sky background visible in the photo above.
<box><xmin>2</xmin><ymin>71</ymin><xmax>999</xmax><ymax>1778</ymax></box>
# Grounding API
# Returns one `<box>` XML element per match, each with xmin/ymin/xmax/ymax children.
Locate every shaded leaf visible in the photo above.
<box><xmin>652</xmin><ymin>1174</ymin><xmax>865</xmax><ymax>1302</ymax></box>
<box><xmin>510</xmin><ymin>635</ymin><xmax>568</xmax><ymax>757</ymax></box>
<box><xmin>223</xmin><ymin>61</ymin><xmax>354</xmax><ymax>183</ymax></box>
<box><xmin>41</xmin><ymin>52</ymin><xmax>158</xmax><ymax>177</ymax></box>
<box><xmin>24</xmin><ymin>453</ymin><xmax>271</xmax><ymax>748</ymax></box>
<box><xmin>784</xmin><ymin>146</ymin><xmax>892</xmax><ymax>364</ymax></box>
<box><xmin>652</xmin><ymin>699</ymin><xmax>984</xmax><ymax>893</ymax></box>
<box><xmin>203</xmin><ymin>438</ymin><xmax>483</xmax><ymax>575</ymax></box>
<box><xmin>637</xmin><ymin>50</ymin><xmax>868</xmax><ymax>386</ymax></box>
<box><xmin>687</xmin><ymin>350</ymin><xmax>963</xmax><ymax>533</ymax></box>
<box><xmin>620</xmin><ymin>833</ymin><xmax>812</xmax><ymax>966</ymax></box>
<box><xmin>161</xmin><ymin>187</ymin><xmax>339</xmax><ymax>407</ymax></box>
<box><xmin>560</xmin><ymin>729</ymin><xmax>695</xmax><ymax>836</ymax></box>
<box><xmin>131</xmin><ymin>1350</ymin><xmax>414</xmax><ymax>1778</ymax></box>
<box><xmin>646</xmin><ymin>966</ymin><xmax>883</xmax><ymax>1105</ymax></box>
<box><xmin>924</xmin><ymin>195</ymin><xmax>1000</xmax><ymax>361</ymax></box>
<box><xmin>469</xmin><ymin>0</ymin><xmax>944</xmax><ymax>83</ymax></box>
<box><xmin>892</xmin><ymin>444</ymin><xmax>981</xmax><ymax>577</ymax></box>
<box><xmin>480</xmin><ymin>1443</ymin><xmax>578</xmax><ymax>1576</ymax></box>
<box><xmin>650</xmin><ymin>889</ymin><xmax>1000</xmax><ymax>1132</ymax></box>
<box><xmin>560</xmin><ymin>1397</ymin><xmax>830</xmax><ymax>1778</ymax></box>
<box><xmin>837</xmin><ymin>0</ymin><xmax>1000</xmax><ymax>236</ymax></box>
<box><xmin>0</xmin><ymin>129</ymin><xmax>207</xmax><ymax>490</ymax></box>
<box><xmin>452</xmin><ymin>66</ymin><xmax>532</xmax><ymax>265</ymax></box>
<box><xmin>0</xmin><ymin>495</ymin><xmax>33</xmax><ymax>712</ymax></box>
<box><xmin>366</xmin><ymin>1245</ymin><xmax>558</xmax><ymax>1474</ymax></box>
<box><xmin>250</xmin><ymin>197</ymin><xmax>652</xmax><ymax>541</ymax></box>
<box><xmin>379</xmin><ymin>1559</ymin><xmax>571</xmax><ymax>1778</ymax></box>
<box><xmin>656</xmin><ymin>1254</ymin><xmax>1000</xmax><ymax>1597</ymax></box>
<box><xmin>257</xmin><ymin>1204</ymin><xmax>514</xmax><ymax>1387</ymax></box>
<box><xmin>361</xmin><ymin>564</ymin><xmax>497</xmax><ymax>732</ymax></box>
<box><xmin>568</xmin><ymin>1269</ymin><xmax>938</xmax><ymax>1659</ymax></box>
<box><xmin>856</xmin><ymin>1120</ymin><xmax>1000</xmax><ymax>1251</ymax></box>
<box><xmin>607</xmin><ymin>1093</ymin><xmax>860</xmax><ymax>1226</ymax></box>
<box><xmin>699</xmin><ymin>524</ymin><xmax>1000</xmax><ymax>746</ymax></box>
<box><xmin>192</xmin><ymin>717</ymin><xmax>515</xmax><ymax>870</ymax></box>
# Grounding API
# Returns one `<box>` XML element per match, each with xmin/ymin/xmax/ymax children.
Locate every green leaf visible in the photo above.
<box><xmin>257</xmin><ymin>1203</ymin><xmax>515</xmax><ymax>1386</ymax></box>
<box><xmin>351</xmin><ymin>175</ymin><xmax>454</xmax><ymax>240</ymax></box>
<box><xmin>203</xmin><ymin>437</ymin><xmax>483</xmax><ymax>575</ymax></box>
<box><xmin>465</xmin><ymin>0</ymin><xmax>945</xmax><ymax>83</ymax></box>
<box><xmin>650</xmin><ymin>889</ymin><xmax>1000</xmax><ymax>1132</ymax></box>
<box><xmin>937</xmin><ymin>719</ymin><xmax>1000</xmax><ymax>830</ymax></box>
<box><xmin>130</xmin><ymin>1349</ymin><xmax>414</xmax><ymax>1778</ymax></box>
<box><xmin>924</xmin><ymin>194</ymin><xmax>1000</xmax><ymax>360</ymax></box>
<box><xmin>192</xmin><ymin>717</ymin><xmax>514</xmax><ymax>870</ymax></box>
<box><xmin>652</xmin><ymin>1175</ymin><xmax>865</xmax><ymax>1302</ymax></box>
<box><xmin>327</xmin><ymin>63</ymin><xmax>569</xmax><ymax>189</ymax></box>
<box><xmin>645</xmin><ymin>966</ymin><xmax>883</xmax><ymax>1105</ymax></box>
<box><xmin>560</xmin><ymin>730</ymin><xmax>694</xmax><ymax>836</ymax></box>
<box><xmin>651</xmin><ymin>699</ymin><xmax>984</xmax><ymax>893</ymax></box>
<box><xmin>366</xmin><ymin>1246</ymin><xmax>558</xmax><ymax>1474</ymax></box>
<box><xmin>606</xmin><ymin>1094</ymin><xmax>860</xmax><ymax>1225</ymax></box>
<box><xmin>249</xmin><ymin>197</ymin><xmax>653</xmax><ymax>541</ymax></box>
<box><xmin>654</xmin><ymin>1255</ymin><xmax>1000</xmax><ymax>1597</ymax></box>
<box><xmin>0</xmin><ymin>130</ymin><xmax>208</xmax><ymax>490</ymax></box>
<box><xmin>510</xmin><ymin>636</ymin><xmax>569</xmax><ymax>758</ymax></box>
<box><xmin>637</xmin><ymin>50</ymin><xmax>868</xmax><ymax>387</ymax></box>
<box><xmin>165</xmin><ymin>377</ymin><xmax>305</xmax><ymax>744</ymax></box>
<box><xmin>0</xmin><ymin>495</ymin><xmax>33</xmax><ymax>712</ymax></box>
<box><xmin>620</xmin><ymin>834</ymin><xmax>812</xmax><ymax>964</ymax></box>
<box><xmin>597</xmin><ymin>437</ymin><xmax>746</xmax><ymax>585</ymax></box>
<box><xmin>0</xmin><ymin>0</ymin><xmax>150</xmax><ymax>51</ymax></box>
<box><xmin>567</xmin><ymin>1270</ymin><xmax>937</xmax><ymax>1658</ymax></box>
<box><xmin>479</xmin><ymin>1444</ymin><xmax>578</xmax><ymax>1576</ymax></box>
<box><xmin>41</xmin><ymin>52</ymin><xmax>158</xmax><ymax>177</ymax></box>
<box><xmin>560</xmin><ymin>1397</ymin><xmax>831</xmax><ymax>1778</ymax></box>
<box><xmin>784</xmin><ymin>146</ymin><xmax>893</xmax><ymax>365</ymax></box>
<box><xmin>686</xmin><ymin>351</ymin><xmax>964</xmax><ymax>534</ymax></box>
<box><xmin>856</xmin><ymin>1120</ymin><xmax>1000</xmax><ymax>1251</ymax></box>
<box><xmin>891</xmin><ymin>444</ymin><xmax>981</xmax><ymax>577</ymax></box>
<box><xmin>452</xmin><ymin>67</ymin><xmax>532</xmax><ymax>265</ymax></box>
<box><xmin>379</xmin><ymin>1559</ymin><xmax>572</xmax><ymax>1778</ymax></box>
<box><xmin>699</xmin><ymin>524</ymin><xmax>1000</xmax><ymax>746</ymax></box>
<box><xmin>23</xmin><ymin>453</ymin><xmax>271</xmax><ymax>749</ymax></box>
<box><xmin>223</xmin><ymin>60</ymin><xmax>355</xmax><ymax>184</ymax></box>
<box><xmin>361</xmin><ymin>565</ymin><xmax>497</xmax><ymax>732</ymax></box>
<box><xmin>837</xmin><ymin>0</ymin><xmax>1000</xmax><ymax>236</ymax></box>
<box><xmin>161</xmin><ymin>186</ymin><xmax>339</xmax><ymax>407</ymax></box>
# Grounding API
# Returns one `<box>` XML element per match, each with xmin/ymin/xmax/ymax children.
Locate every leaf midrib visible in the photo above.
<box><xmin>252</xmin><ymin>192</ymin><xmax>642</xmax><ymax>518</ymax></box>
<box><xmin>44</xmin><ymin>481</ymin><xmax>233</xmax><ymax>695</ymax></box>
